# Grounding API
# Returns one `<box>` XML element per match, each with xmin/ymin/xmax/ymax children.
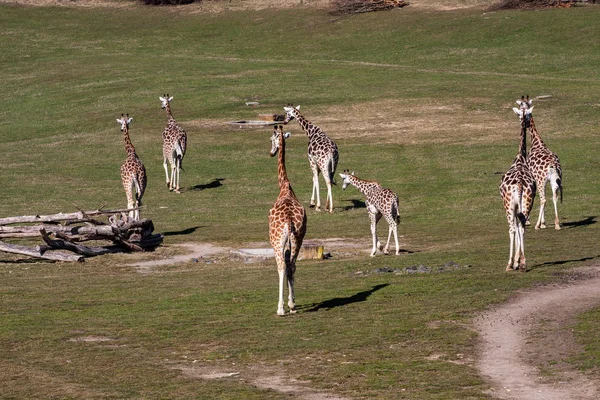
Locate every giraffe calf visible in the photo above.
<box><xmin>339</xmin><ymin>170</ymin><xmax>400</xmax><ymax>257</ymax></box>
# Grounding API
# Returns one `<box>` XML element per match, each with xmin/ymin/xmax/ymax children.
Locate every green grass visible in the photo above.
<box><xmin>1</xmin><ymin>2</ymin><xmax>600</xmax><ymax>398</ymax></box>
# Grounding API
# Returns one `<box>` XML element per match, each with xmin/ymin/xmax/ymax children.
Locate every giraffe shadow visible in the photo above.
<box><xmin>189</xmin><ymin>178</ymin><xmax>225</xmax><ymax>191</ymax></box>
<box><xmin>342</xmin><ymin>199</ymin><xmax>367</xmax><ymax>211</ymax></box>
<box><xmin>529</xmin><ymin>254</ymin><xmax>600</xmax><ymax>270</ymax></box>
<box><xmin>163</xmin><ymin>226</ymin><xmax>204</xmax><ymax>237</ymax></box>
<box><xmin>561</xmin><ymin>216</ymin><xmax>597</xmax><ymax>229</ymax></box>
<box><xmin>300</xmin><ymin>283</ymin><xmax>389</xmax><ymax>312</ymax></box>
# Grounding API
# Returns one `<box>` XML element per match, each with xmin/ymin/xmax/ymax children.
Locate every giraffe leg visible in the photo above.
<box><xmin>368</xmin><ymin>210</ymin><xmax>382</xmax><ymax>257</ymax></box>
<box><xmin>163</xmin><ymin>158</ymin><xmax>171</xmax><ymax>189</ymax></box>
<box><xmin>174</xmin><ymin>159</ymin><xmax>181</xmax><ymax>193</ymax></box>
<box><xmin>516</xmin><ymin>222</ymin><xmax>526</xmax><ymax>272</ymax></box>
<box><xmin>124</xmin><ymin>179</ymin><xmax>135</xmax><ymax>220</ymax></box>
<box><xmin>324</xmin><ymin>176</ymin><xmax>333</xmax><ymax>214</ymax></box>
<box><xmin>550</xmin><ymin>176</ymin><xmax>561</xmax><ymax>230</ymax></box>
<box><xmin>171</xmin><ymin>161</ymin><xmax>178</xmax><ymax>192</ymax></box>
<box><xmin>384</xmin><ymin>220</ymin><xmax>399</xmax><ymax>255</ymax></box>
<box><xmin>393</xmin><ymin>223</ymin><xmax>400</xmax><ymax>255</ymax></box>
<box><xmin>286</xmin><ymin>266</ymin><xmax>296</xmax><ymax>313</ymax></box>
<box><xmin>506</xmin><ymin>221</ymin><xmax>516</xmax><ymax>271</ymax></box>
<box><xmin>288</xmin><ymin>234</ymin><xmax>303</xmax><ymax>314</ymax></box>
<box><xmin>535</xmin><ymin>184</ymin><xmax>547</xmax><ymax>230</ymax></box>
<box><xmin>313</xmin><ymin>172</ymin><xmax>321</xmax><ymax>211</ymax></box>
<box><xmin>277</xmin><ymin>266</ymin><xmax>286</xmax><ymax>316</ymax></box>
<box><xmin>308</xmin><ymin>158</ymin><xmax>320</xmax><ymax>210</ymax></box>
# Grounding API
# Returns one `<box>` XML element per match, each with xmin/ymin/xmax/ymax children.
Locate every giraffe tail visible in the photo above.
<box><xmin>513</xmin><ymin>183</ymin><xmax>526</xmax><ymax>226</ymax></box>
<box><xmin>392</xmin><ymin>197</ymin><xmax>400</xmax><ymax>224</ymax></box>
<box><xmin>174</xmin><ymin>142</ymin><xmax>185</xmax><ymax>172</ymax></box>
<box><xmin>132</xmin><ymin>176</ymin><xmax>143</xmax><ymax>206</ymax></box>
<box><xmin>549</xmin><ymin>165</ymin><xmax>562</xmax><ymax>203</ymax></box>
<box><xmin>281</xmin><ymin>220</ymin><xmax>293</xmax><ymax>265</ymax></box>
<box><xmin>328</xmin><ymin>157</ymin><xmax>337</xmax><ymax>185</ymax></box>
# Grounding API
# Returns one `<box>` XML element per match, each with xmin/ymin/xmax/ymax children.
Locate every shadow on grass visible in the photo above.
<box><xmin>189</xmin><ymin>178</ymin><xmax>225</xmax><ymax>191</ymax></box>
<box><xmin>163</xmin><ymin>226</ymin><xmax>204</xmax><ymax>237</ymax></box>
<box><xmin>530</xmin><ymin>254</ymin><xmax>600</xmax><ymax>270</ymax></box>
<box><xmin>301</xmin><ymin>283</ymin><xmax>389</xmax><ymax>312</ymax></box>
<box><xmin>342</xmin><ymin>199</ymin><xmax>367</xmax><ymax>210</ymax></box>
<box><xmin>561</xmin><ymin>216</ymin><xmax>597</xmax><ymax>229</ymax></box>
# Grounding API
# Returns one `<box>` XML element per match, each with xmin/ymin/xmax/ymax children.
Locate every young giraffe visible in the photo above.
<box><xmin>268</xmin><ymin>125</ymin><xmax>307</xmax><ymax>316</ymax></box>
<box><xmin>283</xmin><ymin>105</ymin><xmax>339</xmax><ymax>213</ymax></box>
<box><xmin>338</xmin><ymin>170</ymin><xmax>400</xmax><ymax>257</ymax></box>
<box><xmin>116</xmin><ymin>114</ymin><xmax>147</xmax><ymax>221</ymax></box>
<box><xmin>500</xmin><ymin>107</ymin><xmax>536</xmax><ymax>272</ymax></box>
<box><xmin>160</xmin><ymin>95</ymin><xmax>187</xmax><ymax>193</ymax></box>
<box><xmin>514</xmin><ymin>96</ymin><xmax>563</xmax><ymax>230</ymax></box>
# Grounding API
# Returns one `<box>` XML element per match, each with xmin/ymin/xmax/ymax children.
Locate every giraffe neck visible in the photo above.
<box><xmin>164</xmin><ymin>104</ymin><xmax>176</xmax><ymax>123</ymax></box>
<box><xmin>528</xmin><ymin>118</ymin><xmax>545</xmax><ymax>149</ymax></box>
<box><xmin>294</xmin><ymin>112</ymin><xmax>321</xmax><ymax>138</ymax></box>
<box><xmin>518</xmin><ymin>122</ymin><xmax>527</xmax><ymax>159</ymax></box>
<box><xmin>123</xmin><ymin>128</ymin><xmax>137</xmax><ymax>156</ymax></box>
<box><xmin>348</xmin><ymin>175</ymin><xmax>378</xmax><ymax>198</ymax></box>
<box><xmin>277</xmin><ymin>133</ymin><xmax>291</xmax><ymax>191</ymax></box>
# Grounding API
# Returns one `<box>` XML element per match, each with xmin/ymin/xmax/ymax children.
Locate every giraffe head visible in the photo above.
<box><xmin>515</xmin><ymin>95</ymin><xmax>533</xmax><ymax>111</ymax></box>
<box><xmin>270</xmin><ymin>125</ymin><xmax>291</xmax><ymax>157</ymax></box>
<box><xmin>512</xmin><ymin>105</ymin><xmax>533</xmax><ymax>129</ymax></box>
<box><xmin>160</xmin><ymin>94</ymin><xmax>173</xmax><ymax>109</ymax></box>
<box><xmin>283</xmin><ymin>104</ymin><xmax>300</xmax><ymax>124</ymax></box>
<box><xmin>116</xmin><ymin>114</ymin><xmax>133</xmax><ymax>131</ymax></box>
<box><xmin>339</xmin><ymin>169</ymin><xmax>355</xmax><ymax>190</ymax></box>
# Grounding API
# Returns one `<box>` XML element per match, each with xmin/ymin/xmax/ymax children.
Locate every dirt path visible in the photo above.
<box><xmin>475</xmin><ymin>266</ymin><xmax>600</xmax><ymax>400</ymax></box>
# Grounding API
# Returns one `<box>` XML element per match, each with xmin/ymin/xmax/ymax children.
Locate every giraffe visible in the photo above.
<box><xmin>116</xmin><ymin>114</ymin><xmax>147</xmax><ymax>221</ymax></box>
<box><xmin>500</xmin><ymin>107</ymin><xmax>536</xmax><ymax>272</ymax></box>
<box><xmin>338</xmin><ymin>170</ymin><xmax>400</xmax><ymax>257</ymax></box>
<box><xmin>514</xmin><ymin>96</ymin><xmax>563</xmax><ymax>230</ymax></box>
<box><xmin>283</xmin><ymin>105</ymin><xmax>339</xmax><ymax>213</ymax></box>
<box><xmin>268</xmin><ymin>125</ymin><xmax>307</xmax><ymax>316</ymax></box>
<box><xmin>160</xmin><ymin>95</ymin><xmax>187</xmax><ymax>193</ymax></box>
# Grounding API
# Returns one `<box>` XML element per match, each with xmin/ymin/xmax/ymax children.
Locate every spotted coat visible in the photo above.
<box><xmin>500</xmin><ymin>108</ymin><xmax>536</xmax><ymax>271</ymax></box>
<box><xmin>268</xmin><ymin>125</ymin><xmax>307</xmax><ymax>316</ymax></box>
<box><xmin>117</xmin><ymin>115</ymin><xmax>147</xmax><ymax>221</ymax></box>
<box><xmin>283</xmin><ymin>106</ymin><xmax>339</xmax><ymax>213</ymax></box>
<box><xmin>339</xmin><ymin>170</ymin><xmax>400</xmax><ymax>257</ymax></box>
<box><xmin>160</xmin><ymin>95</ymin><xmax>187</xmax><ymax>193</ymax></box>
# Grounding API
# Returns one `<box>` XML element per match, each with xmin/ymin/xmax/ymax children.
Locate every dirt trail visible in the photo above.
<box><xmin>475</xmin><ymin>266</ymin><xmax>600</xmax><ymax>400</ymax></box>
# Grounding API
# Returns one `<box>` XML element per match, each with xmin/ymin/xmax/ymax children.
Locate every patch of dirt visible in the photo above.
<box><xmin>174</xmin><ymin>363</ymin><xmax>351</xmax><ymax>400</ymax></box>
<box><xmin>128</xmin><ymin>243</ymin><xmax>231</xmax><ymax>273</ymax></box>
<box><xmin>67</xmin><ymin>336</ymin><xmax>114</xmax><ymax>342</ymax></box>
<box><xmin>475</xmin><ymin>265</ymin><xmax>600</xmax><ymax>400</ymax></box>
<box><xmin>127</xmin><ymin>239</ymin><xmax>374</xmax><ymax>273</ymax></box>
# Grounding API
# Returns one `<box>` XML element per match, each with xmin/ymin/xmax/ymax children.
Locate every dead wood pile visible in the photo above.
<box><xmin>0</xmin><ymin>207</ymin><xmax>163</xmax><ymax>262</ymax></box>
<box><xmin>331</xmin><ymin>0</ymin><xmax>409</xmax><ymax>15</ymax></box>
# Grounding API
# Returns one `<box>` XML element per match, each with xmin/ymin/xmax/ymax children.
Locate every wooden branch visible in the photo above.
<box><xmin>0</xmin><ymin>240</ymin><xmax>84</xmax><ymax>262</ymax></box>
<box><xmin>0</xmin><ymin>207</ymin><xmax>140</xmax><ymax>226</ymax></box>
<box><xmin>39</xmin><ymin>229</ymin><xmax>127</xmax><ymax>256</ymax></box>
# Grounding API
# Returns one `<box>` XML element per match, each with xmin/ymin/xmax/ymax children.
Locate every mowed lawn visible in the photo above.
<box><xmin>1</xmin><ymin>2</ymin><xmax>599</xmax><ymax>398</ymax></box>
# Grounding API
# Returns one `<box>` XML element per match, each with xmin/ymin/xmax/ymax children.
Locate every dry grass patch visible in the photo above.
<box><xmin>298</xmin><ymin>98</ymin><xmax>515</xmax><ymax>146</ymax></box>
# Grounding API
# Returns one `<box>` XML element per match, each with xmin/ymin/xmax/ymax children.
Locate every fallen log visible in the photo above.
<box><xmin>0</xmin><ymin>207</ymin><xmax>140</xmax><ymax>226</ymax></box>
<box><xmin>0</xmin><ymin>240</ymin><xmax>84</xmax><ymax>262</ymax></box>
<box><xmin>0</xmin><ymin>208</ymin><xmax>162</xmax><ymax>261</ymax></box>
<box><xmin>39</xmin><ymin>229</ymin><xmax>121</xmax><ymax>257</ymax></box>
<box><xmin>0</xmin><ymin>219</ymin><xmax>155</xmax><ymax>240</ymax></box>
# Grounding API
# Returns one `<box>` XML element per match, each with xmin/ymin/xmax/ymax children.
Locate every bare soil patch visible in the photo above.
<box><xmin>174</xmin><ymin>363</ymin><xmax>351</xmax><ymax>400</ymax></box>
<box><xmin>475</xmin><ymin>265</ymin><xmax>600</xmax><ymax>400</ymax></box>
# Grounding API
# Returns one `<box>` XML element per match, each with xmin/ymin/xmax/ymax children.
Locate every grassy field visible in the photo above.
<box><xmin>1</xmin><ymin>1</ymin><xmax>599</xmax><ymax>398</ymax></box>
